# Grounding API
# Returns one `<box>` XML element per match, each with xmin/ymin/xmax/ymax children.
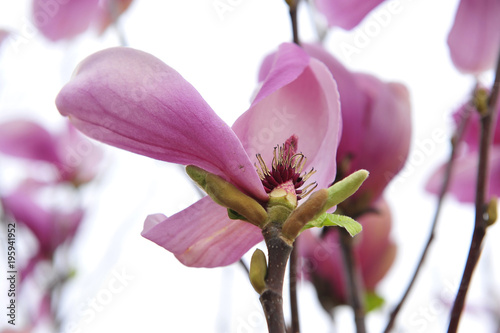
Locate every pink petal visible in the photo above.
<box><xmin>55</xmin><ymin>123</ymin><xmax>103</xmax><ymax>184</ymax></box>
<box><xmin>142</xmin><ymin>196</ymin><xmax>263</xmax><ymax>267</ymax></box>
<box><xmin>234</xmin><ymin>43</ymin><xmax>342</xmax><ymax>192</ymax></box>
<box><xmin>314</xmin><ymin>0</ymin><xmax>386</xmax><ymax>30</ymax></box>
<box><xmin>340</xmin><ymin>74</ymin><xmax>411</xmax><ymax>204</ymax></box>
<box><xmin>447</xmin><ymin>0</ymin><xmax>500</xmax><ymax>73</ymax></box>
<box><xmin>0</xmin><ymin>120</ymin><xmax>61</xmax><ymax>165</ymax></box>
<box><xmin>56</xmin><ymin>47</ymin><xmax>265</xmax><ymax>200</ymax></box>
<box><xmin>426</xmin><ymin>147</ymin><xmax>500</xmax><ymax>203</ymax></box>
<box><xmin>33</xmin><ymin>0</ymin><xmax>100</xmax><ymax>41</ymax></box>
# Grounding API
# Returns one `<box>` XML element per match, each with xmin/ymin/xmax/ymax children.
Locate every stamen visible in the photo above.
<box><xmin>254</xmin><ymin>135</ymin><xmax>317</xmax><ymax>201</ymax></box>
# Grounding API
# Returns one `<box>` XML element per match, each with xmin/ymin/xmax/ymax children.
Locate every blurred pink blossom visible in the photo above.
<box><xmin>305</xmin><ymin>44</ymin><xmax>411</xmax><ymax>211</ymax></box>
<box><xmin>0</xmin><ymin>119</ymin><xmax>102</xmax><ymax>185</ymax></box>
<box><xmin>313</xmin><ymin>0</ymin><xmax>386</xmax><ymax>30</ymax></box>
<box><xmin>447</xmin><ymin>0</ymin><xmax>500</xmax><ymax>73</ymax></box>
<box><xmin>426</xmin><ymin>103</ymin><xmax>500</xmax><ymax>202</ymax></box>
<box><xmin>32</xmin><ymin>0</ymin><xmax>133</xmax><ymax>41</ymax></box>
<box><xmin>56</xmin><ymin>43</ymin><xmax>342</xmax><ymax>267</ymax></box>
<box><xmin>298</xmin><ymin>199</ymin><xmax>396</xmax><ymax>310</ymax></box>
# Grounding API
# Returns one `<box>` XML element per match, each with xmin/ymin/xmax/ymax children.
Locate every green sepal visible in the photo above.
<box><xmin>301</xmin><ymin>213</ymin><xmax>362</xmax><ymax>237</ymax></box>
<box><xmin>365</xmin><ymin>291</ymin><xmax>385</xmax><ymax>312</ymax></box>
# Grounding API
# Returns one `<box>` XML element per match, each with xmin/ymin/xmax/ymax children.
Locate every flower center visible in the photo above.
<box><xmin>255</xmin><ymin>135</ymin><xmax>317</xmax><ymax>201</ymax></box>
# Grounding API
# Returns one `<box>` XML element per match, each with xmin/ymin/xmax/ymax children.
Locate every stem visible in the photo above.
<box><xmin>383</xmin><ymin>104</ymin><xmax>473</xmax><ymax>332</ymax></box>
<box><xmin>289</xmin><ymin>246</ymin><xmax>300</xmax><ymax>333</ymax></box>
<box><xmin>447</xmin><ymin>54</ymin><xmax>500</xmax><ymax>333</ymax></box>
<box><xmin>287</xmin><ymin>0</ymin><xmax>300</xmax><ymax>45</ymax></box>
<box><xmin>260</xmin><ymin>222</ymin><xmax>294</xmax><ymax>333</ymax></box>
<box><xmin>339</xmin><ymin>229</ymin><xmax>366</xmax><ymax>333</ymax></box>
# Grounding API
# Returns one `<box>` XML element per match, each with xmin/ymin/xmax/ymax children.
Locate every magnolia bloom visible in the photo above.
<box><xmin>298</xmin><ymin>199</ymin><xmax>396</xmax><ymax>310</ymax></box>
<box><xmin>1</xmin><ymin>180</ymin><xmax>84</xmax><ymax>279</ymax></box>
<box><xmin>426</xmin><ymin>103</ymin><xmax>500</xmax><ymax>202</ymax></box>
<box><xmin>313</xmin><ymin>0</ymin><xmax>386</xmax><ymax>30</ymax></box>
<box><xmin>0</xmin><ymin>120</ymin><xmax>101</xmax><ymax>185</ymax></box>
<box><xmin>32</xmin><ymin>0</ymin><xmax>133</xmax><ymax>41</ymax></box>
<box><xmin>56</xmin><ymin>43</ymin><xmax>342</xmax><ymax>268</ymax></box>
<box><xmin>447</xmin><ymin>0</ymin><xmax>500</xmax><ymax>73</ymax></box>
<box><xmin>297</xmin><ymin>44</ymin><xmax>411</xmax><ymax>211</ymax></box>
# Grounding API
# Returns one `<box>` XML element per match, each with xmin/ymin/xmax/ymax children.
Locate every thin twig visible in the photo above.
<box><xmin>289</xmin><ymin>245</ymin><xmax>300</xmax><ymax>333</ymax></box>
<box><xmin>383</xmin><ymin>103</ymin><xmax>473</xmax><ymax>332</ymax></box>
<box><xmin>447</xmin><ymin>53</ymin><xmax>500</xmax><ymax>333</ymax></box>
<box><xmin>339</xmin><ymin>229</ymin><xmax>366</xmax><ymax>333</ymax></box>
<box><xmin>287</xmin><ymin>0</ymin><xmax>300</xmax><ymax>45</ymax></box>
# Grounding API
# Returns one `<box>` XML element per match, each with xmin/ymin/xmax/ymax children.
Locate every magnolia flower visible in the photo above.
<box><xmin>265</xmin><ymin>44</ymin><xmax>411</xmax><ymax>212</ymax></box>
<box><xmin>1</xmin><ymin>180</ymin><xmax>84</xmax><ymax>279</ymax></box>
<box><xmin>32</xmin><ymin>0</ymin><xmax>133</xmax><ymax>41</ymax></box>
<box><xmin>426</xmin><ymin>103</ymin><xmax>500</xmax><ymax>202</ymax></box>
<box><xmin>56</xmin><ymin>43</ymin><xmax>342</xmax><ymax>268</ymax></box>
<box><xmin>447</xmin><ymin>0</ymin><xmax>500</xmax><ymax>73</ymax></box>
<box><xmin>313</xmin><ymin>0</ymin><xmax>386</xmax><ymax>30</ymax></box>
<box><xmin>298</xmin><ymin>199</ymin><xmax>396</xmax><ymax>310</ymax></box>
<box><xmin>0</xmin><ymin>120</ymin><xmax>101</xmax><ymax>185</ymax></box>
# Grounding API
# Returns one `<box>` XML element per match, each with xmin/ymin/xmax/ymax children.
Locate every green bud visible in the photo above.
<box><xmin>282</xmin><ymin>189</ymin><xmax>329</xmax><ymax>241</ymax></box>
<box><xmin>318</xmin><ymin>170</ymin><xmax>369</xmax><ymax>218</ymax></box>
<box><xmin>249</xmin><ymin>249</ymin><xmax>267</xmax><ymax>294</ymax></box>
<box><xmin>474</xmin><ymin>88</ymin><xmax>489</xmax><ymax>116</ymax></box>
<box><xmin>487</xmin><ymin>197</ymin><xmax>498</xmax><ymax>227</ymax></box>
<box><xmin>186</xmin><ymin>165</ymin><xmax>268</xmax><ymax>226</ymax></box>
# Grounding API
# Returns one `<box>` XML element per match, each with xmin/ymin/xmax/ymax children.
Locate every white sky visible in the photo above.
<box><xmin>1</xmin><ymin>1</ymin><xmax>499</xmax><ymax>332</ymax></box>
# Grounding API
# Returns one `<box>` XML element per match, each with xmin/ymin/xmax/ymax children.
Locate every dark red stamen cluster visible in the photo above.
<box><xmin>255</xmin><ymin>135</ymin><xmax>316</xmax><ymax>200</ymax></box>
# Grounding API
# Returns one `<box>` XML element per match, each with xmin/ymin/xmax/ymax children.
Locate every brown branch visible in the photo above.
<box><xmin>289</xmin><ymin>246</ymin><xmax>300</xmax><ymax>333</ymax></box>
<box><xmin>447</xmin><ymin>53</ymin><xmax>500</xmax><ymax>333</ymax></box>
<box><xmin>339</xmin><ymin>229</ymin><xmax>366</xmax><ymax>333</ymax></box>
<box><xmin>384</xmin><ymin>103</ymin><xmax>473</xmax><ymax>332</ymax></box>
<box><xmin>260</xmin><ymin>222</ymin><xmax>294</xmax><ymax>333</ymax></box>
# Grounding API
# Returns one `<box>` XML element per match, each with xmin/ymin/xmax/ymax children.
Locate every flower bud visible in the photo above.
<box><xmin>282</xmin><ymin>189</ymin><xmax>329</xmax><ymax>240</ymax></box>
<box><xmin>249</xmin><ymin>249</ymin><xmax>268</xmax><ymax>294</ymax></box>
<box><xmin>186</xmin><ymin>165</ymin><xmax>268</xmax><ymax>226</ymax></box>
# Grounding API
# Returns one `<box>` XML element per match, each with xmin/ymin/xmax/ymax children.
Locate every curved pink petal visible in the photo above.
<box><xmin>234</xmin><ymin>43</ymin><xmax>342</xmax><ymax>192</ymax></box>
<box><xmin>302</xmin><ymin>43</ymin><xmax>368</xmax><ymax>156</ymax></box>
<box><xmin>426</xmin><ymin>147</ymin><xmax>500</xmax><ymax>203</ymax></box>
<box><xmin>314</xmin><ymin>0</ymin><xmax>386</xmax><ymax>30</ymax></box>
<box><xmin>33</xmin><ymin>0</ymin><xmax>100</xmax><ymax>41</ymax></box>
<box><xmin>56</xmin><ymin>47</ymin><xmax>266</xmax><ymax>200</ymax></box>
<box><xmin>337</xmin><ymin>74</ymin><xmax>411</xmax><ymax>206</ymax></box>
<box><xmin>0</xmin><ymin>120</ymin><xmax>61</xmax><ymax>165</ymax></box>
<box><xmin>447</xmin><ymin>0</ymin><xmax>500</xmax><ymax>73</ymax></box>
<box><xmin>142</xmin><ymin>196</ymin><xmax>263</xmax><ymax>267</ymax></box>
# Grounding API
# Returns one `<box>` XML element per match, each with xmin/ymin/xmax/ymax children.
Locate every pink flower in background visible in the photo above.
<box><xmin>299</xmin><ymin>199</ymin><xmax>396</xmax><ymax>310</ymax></box>
<box><xmin>447</xmin><ymin>0</ymin><xmax>500</xmax><ymax>73</ymax></box>
<box><xmin>426</xmin><ymin>103</ymin><xmax>500</xmax><ymax>203</ymax></box>
<box><xmin>303</xmin><ymin>44</ymin><xmax>411</xmax><ymax>210</ymax></box>
<box><xmin>313</xmin><ymin>0</ymin><xmax>386</xmax><ymax>30</ymax></box>
<box><xmin>0</xmin><ymin>120</ymin><xmax>101</xmax><ymax>185</ymax></box>
<box><xmin>32</xmin><ymin>0</ymin><xmax>133</xmax><ymax>41</ymax></box>
<box><xmin>1</xmin><ymin>180</ymin><xmax>84</xmax><ymax>278</ymax></box>
<box><xmin>56</xmin><ymin>43</ymin><xmax>342</xmax><ymax>267</ymax></box>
